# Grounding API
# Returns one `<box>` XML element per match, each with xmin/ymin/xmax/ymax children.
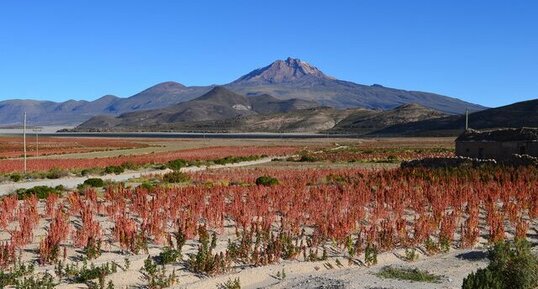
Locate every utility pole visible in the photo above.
<box><xmin>23</xmin><ymin>112</ymin><xmax>27</xmax><ymax>174</ymax></box>
<box><xmin>465</xmin><ymin>108</ymin><xmax>469</xmax><ymax>130</ymax></box>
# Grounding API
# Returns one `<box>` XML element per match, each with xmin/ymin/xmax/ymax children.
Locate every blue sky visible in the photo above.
<box><xmin>0</xmin><ymin>0</ymin><xmax>536</xmax><ymax>107</ymax></box>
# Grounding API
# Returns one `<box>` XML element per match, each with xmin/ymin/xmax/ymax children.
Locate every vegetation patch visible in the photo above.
<box><xmin>46</xmin><ymin>168</ymin><xmax>69</xmax><ymax>179</ymax></box>
<box><xmin>255</xmin><ymin>175</ymin><xmax>279</xmax><ymax>186</ymax></box>
<box><xmin>162</xmin><ymin>171</ymin><xmax>190</xmax><ymax>183</ymax></box>
<box><xmin>104</xmin><ymin>165</ymin><xmax>125</xmax><ymax>175</ymax></box>
<box><xmin>15</xmin><ymin>185</ymin><xmax>64</xmax><ymax>200</ymax></box>
<box><xmin>83</xmin><ymin>178</ymin><xmax>105</xmax><ymax>188</ymax></box>
<box><xmin>462</xmin><ymin>240</ymin><xmax>538</xmax><ymax>289</ymax></box>
<box><xmin>217</xmin><ymin>278</ymin><xmax>241</xmax><ymax>289</ymax></box>
<box><xmin>376</xmin><ymin>266</ymin><xmax>442</xmax><ymax>283</ymax></box>
<box><xmin>167</xmin><ymin>159</ymin><xmax>188</xmax><ymax>170</ymax></box>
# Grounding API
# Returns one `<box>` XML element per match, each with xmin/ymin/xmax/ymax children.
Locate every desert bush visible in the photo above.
<box><xmin>83</xmin><ymin>178</ymin><xmax>105</xmax><ymax>188</ymax></box>
<box><xmin>63</xmin><ymin>261</ymin><xmax>117</xmax><ymax>283</ymax></box>
<box><xmin>104</xmin><ymin>166</ymin><xmax>124</xmax><ymax>175</ymax></box>
<box><xmin>0</xmin><ymin>262</ymin><xmax>35</xmax><ymax>288</ymax></box>
<box><xmin>10</xmin><ymin>173</ymin><xmax>22</xmax><ymax>182</ymax></box>
<box><xmin>156</xmin><ymin>247</ymin><xmax>181</xmax><ymax>265</ymax></box>
<box><xmin>140</xmin><ymin>257</ymin><xmax>177</xmax><ymax>289</ymax></box>
<box><xmin>462</xmin><ymin>240</ymin><xmax>538</xmax><ymax>289</ymax></box>
<box><xmin>213</xmin><ymin>155</ymin><xmax>262</xmax><ymax>166</ymax></box>
<box><xmin>167</xmin><ymin>159</ymin><xmax>188</xmax><ymax>170</ymax></box>
<box><xmin>187</xmin><ymin>227</ymin><xmax>227</xmax><ymax>275</ymax></box>
<box><xmin>299</xmin><ymin>155</ymin><xmax>318</xmax><ymax>162</ymax></box>
<box><xmin>13</xmin><ymin>273</ymin><xmax>56</xmax><ymax>289</ymax></box>
<box><xmin>162</xmin><ymin>171</ymin><xmax>190</xmax><ymax>183</ymax></box>
<box><xmin>16</xmin><ymin>185</ymin><xmax>63</xmax><ymax>200</ymax></box>
<box><xmin>255</xmin><ymin>176</ymin><xmax>279</xmax><ymax>186</ymax></box>
<box><xmin>46</xmin><ymin>168</ymin><xmax>68</xmax><ymax>179</ymax></box>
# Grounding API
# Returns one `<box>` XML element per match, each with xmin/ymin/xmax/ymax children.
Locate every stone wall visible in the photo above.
<box><xmin>401</xmin><ymin>154</ymin><xmax>538</xmax><ymax>169</ymax></box>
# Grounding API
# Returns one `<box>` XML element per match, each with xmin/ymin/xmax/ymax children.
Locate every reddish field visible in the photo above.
<box><xmin>0</xmin><ymin>146</ymin><xmax>298</xmax><ymax>173</ymax></box>
<box><xmin>0</xmin><ymin>137</ymin><xmax>149</xmax><ymax>158</ymax></box>
<box><xmin>297</xmin><ymin>147</ymin><xmax>454</xmax><ymax>163</ymax></box>
<box><xmin>1</xmin><ymin>166</ymin><xmax>536</xmax><ymax>278</ymax></box>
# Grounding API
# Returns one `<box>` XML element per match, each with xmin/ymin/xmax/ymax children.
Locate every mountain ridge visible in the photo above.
<box><xmin>373</xmin><ymin>98</ymin><xmax>538</xmax><ymax>136</ymax></box>
<box><xmin>76</xmin><ymin>87</ymin><xmax>320</xmax><ymax>130</ymax></box>
<box><xmin>75</xmin><ymin>87</ymin><xmax>455</xmax><ymax>134</ymax></box>
<box><xmin>0</xmin><ymin>57</ymin><xmax>486</xmax><ymax>125</ymax></box>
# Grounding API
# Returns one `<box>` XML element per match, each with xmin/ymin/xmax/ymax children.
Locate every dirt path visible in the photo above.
<box><xmin>0</xmin><ymin>157</ymin><xmax>275</xmax><ymax>196</ymax></box>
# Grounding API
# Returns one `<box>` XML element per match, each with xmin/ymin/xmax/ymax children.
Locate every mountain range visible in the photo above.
<box><xmin>76</xmin><ymin>85</ymin><xmax>537</xmax><ymax>136</ymax></box>
<box><xmin>0</xmin><ymin>57</ymin><xmax>485</xmax><ymax>126</ymax></box>
<box><xmin>75</xmin><ymin>86</ymin><xmax>450</xmax><ymax>134</ymax></box>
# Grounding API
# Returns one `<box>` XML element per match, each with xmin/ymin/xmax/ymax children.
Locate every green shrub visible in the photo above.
<box><xmin>167</xmin><ymin>159</ymin><xmax>188</xmax><ymax>170</ymax></box>
<box><xmin>162</xmin><ymin>171</ymin><xmax>190</xmax><ymax>183</ymax></box>
<box><xmin>13</xmin><ymin>273</ymin><xmax>56</xmax><ymax>289</ymax></box>
<box><xmin>462</xmin><ymin>268</ymin><xmax>502</xmax><ymax>289</ymax></box>
<box><xmin>10</xmin><ymin>173</ymin><xmax>22</xmax><ymax>182</ymax></box>
<box><xmin>83</xmin><ymin>178</ymin><xmax>105</xmax><ymax>188</ymax></box>
<box><xmin>46</xmin><ymin>168</ymin><xmax>68</xmax><ymax>179</ymax></box>
<box><xmin>64</xmin><ymin>261</ymin><xmax>117</xmax><ymax>283</ymax></box>
<box><xmin>140</xmin><ymin>181</ymin><xmax>155</xmax><ymax>191</ymax></box>
<box><xmin>16</xmin><ymin>185</ymin><xmax>63</xmax><ymax>200</ymax></box>
<box><xmin>298</xmin><ymin>154</ymin><xmax>318</xmax><ymax>162</ymax></box>
<box><xmin>140</xmin><ymin>257</ymin><xmax>177</xmax><ymax>289</ymax></box>
<box><xmin>104</xmin><ymin>166</ymin><xmax>124</xmax><ymax>175</ymax></box>
<box><xmin>255</xmin><ymin>176</ymin><xmax>279</xmax><ymax>186</ymax></box>
<box><xmin>213</xmin><ymin>155</ymin><xmax>262</xmax><ymax>166</ymax></box>
<box><xmin>462</xmin><ymin>240</ymin><xmax>538</xmax><ymax>289</ymax></box>
<box><xmin>155</xmin><ymin>247</ymin><xmax>181</xmax><ymax>265</ymax></box>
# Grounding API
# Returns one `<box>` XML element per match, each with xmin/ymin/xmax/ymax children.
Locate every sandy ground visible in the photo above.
<box><xmin>184</xmin><ymin>249</ymin><xmax>490</xmax><ymax>289</ymax></box>
<box><xmin>10</xmin><ymin>208</ymin><xmax>498</xmax><ymax>289</ymax></box>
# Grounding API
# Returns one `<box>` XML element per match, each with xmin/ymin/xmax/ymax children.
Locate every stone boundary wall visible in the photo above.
<box><xmin>401</xmin><ymin>154</ymin><xmax>538</xmax><ymax>169</ymax></box>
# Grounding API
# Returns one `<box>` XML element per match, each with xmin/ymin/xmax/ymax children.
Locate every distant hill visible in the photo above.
<box><xmin>373</xmin><ymin>99</ymin><xmax>538</xmax><ymax>136</ymax></box>
<box><xmin>0</xmin><ymin>57</ymin><xmax>485</xmax><ymax>126</ymax></box>
<box><xmin>329</xmin><ymin>104</ymin><xmax>448</xmax><ymax>135</ymax></box>
<box><xmin>171</xmin><ymin>107</ymin><xmax>356</xmax><ymax>133</ymax></box>
<box><xmin>76</xmin><ymin>87</ymin><xmax>320</xmax><ymax>131</ymax></box>
<box><xmin>76</xmin><ymin>88</ymin><xmax>453</xmax><ymax>134</ymax></box>
<box><xmin>0</xmin><ymin>82</ymin><xmax>212</xmax><ymax>126</ymax></box>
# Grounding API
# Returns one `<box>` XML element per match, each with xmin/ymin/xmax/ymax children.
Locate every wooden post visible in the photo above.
<box><xmin>23</xmin><ymin>112</ymin><xmax>27</xmax><ymax>173</ymax></box>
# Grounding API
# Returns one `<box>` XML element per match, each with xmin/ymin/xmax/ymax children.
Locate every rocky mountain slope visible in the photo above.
<box><xmin>374</xmin><ymin>99</ymin><xmax>538</xmax><ymax>136</ymax></box>
<box><xmin>226</xmin><ymin>58</ymin><xmax>484</xmax><ymax>113</ymax></box>
<box><xmin>76</xmin><ymin>87</ymin><xmax>320</xmax><ymax>131</ymax></box>
<box><xmin>76</xmin><ymin>88</ymin><xmax>455</xmax><ymax>134</ymax></box>
<box><xmin>329</xmin><ymin>104</ymin><xmax>448</xmax><ymax>135</ymax></box>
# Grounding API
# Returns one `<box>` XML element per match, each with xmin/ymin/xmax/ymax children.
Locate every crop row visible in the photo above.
<box><xmin>0</xmin><ymin>137</ymin><xmax>150</xmax><ymax>158</ymax></box>
<box><xmin>1</xmin><ymin>166</ymin><xmax>536</xmax><ymax>275</ymax></box>
<box><xmin>0</xmin><ymin>145</ymin><xmax>298</xmax><ymax>173</ymax></box>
